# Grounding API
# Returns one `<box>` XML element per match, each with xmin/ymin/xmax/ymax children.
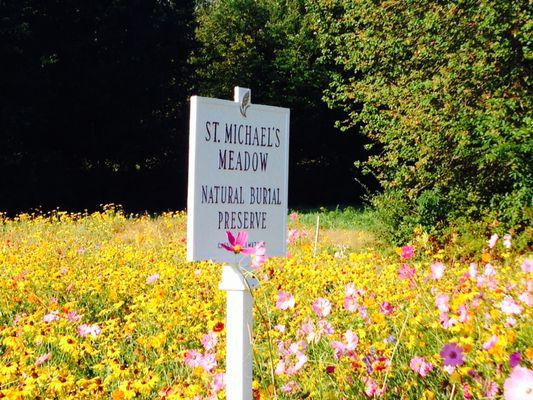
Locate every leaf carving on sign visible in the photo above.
<box><xmin>240</xmin><ymin>91</ymin><xmax>250</xmax><ymax>117</ymax></box>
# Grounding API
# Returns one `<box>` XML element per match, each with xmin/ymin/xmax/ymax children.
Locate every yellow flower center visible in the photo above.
<box><xmin>233</xmin><ymin>245</ymin><xmax>242</xmax><ymax>254</ymax></box>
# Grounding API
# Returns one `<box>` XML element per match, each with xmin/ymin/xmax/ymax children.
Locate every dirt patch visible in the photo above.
<box><xmin>318</xmin><ymin>228</ymin><xmax>377</xmax><ymax>251</ymax></box>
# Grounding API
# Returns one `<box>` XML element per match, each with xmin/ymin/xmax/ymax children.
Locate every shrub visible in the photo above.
<box><xmin>310</xmin><ymin>0</ymin><xmax>532</xmax><ymax>241</ymax></box>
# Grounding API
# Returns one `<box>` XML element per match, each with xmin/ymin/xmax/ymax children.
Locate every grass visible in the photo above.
<box><xmin>293</xmin><ymin>206</ymin><xmax>379</xmax><ymax>231</ymax></box>
<box><xmin>288</xmin><ymin>206</ymin><xmax>392</xmax><ymax>254</ymax></box>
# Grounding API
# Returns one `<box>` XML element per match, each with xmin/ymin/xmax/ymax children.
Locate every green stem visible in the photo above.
<box><xmin>381</xmin><ymin>301</ymin><xmax>413</xmax><ymax>397</ymax></box>
<box><xmin>238</xmin><ymin>265</ymin><xmax>278</xmax><ymax>398</ymax></box>
<box><xmin>450</xmin><ymin>383</ymin><xmax>456</xmax><ymax>400</ymax></box>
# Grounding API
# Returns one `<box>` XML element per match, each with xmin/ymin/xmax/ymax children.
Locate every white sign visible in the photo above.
<box><xmin>187</xmin><ymin>87</ymin><xmax>290</xmax><ymax>263</ymax></box>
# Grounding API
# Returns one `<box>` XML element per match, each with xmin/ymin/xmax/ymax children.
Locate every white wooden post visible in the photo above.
<box><xmin>219</xmin><ymin>264</ymin><xmax>256</xmax><ymax>400</ymax></box>
<box><xmin>218</xmin><ymin>87</ymin><xmax>257</xmax><ymax>400</ymax></box>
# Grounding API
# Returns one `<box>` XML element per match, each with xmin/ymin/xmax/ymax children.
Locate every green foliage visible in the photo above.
<box><xmin>309</xmin><ymin>0</ymin><xmax>532</xmax><ymax>242</ymax></box>
<box><xmin>441</xmin><ymin>217</ymin><xmax>533</xmax><ymax>259</ymax></box>
<box><xmin>1</xmin><ymin>0</ymin><xmax>196</xmax><ymax>211</ymax></box>
<box><xmin>192</xmin><ymin>0</ymin><xmax>371</xmax><ymax>206</ymax></box>
<box><xmin>293</xmin><ymin>206</ymin><xmax>379</xmax><ymax>231</ymax></box>
<box><xmin>192</xmin><ymin>0</ymin><xmax>325</xmax><ymax>108</ymax></box>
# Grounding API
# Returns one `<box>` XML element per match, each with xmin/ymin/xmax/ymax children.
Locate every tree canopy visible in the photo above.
<box><xmin>309</xmin><ymin>0</ymin><xmax>532</xmax><ymax>240</ymax></box>
<box><xmin>1</xmin><ymin>0</ymin><xmax>195</xmax><ymax>211</ymax></box>
<box><xmin>1</xmin><ymin>0</ymin><xmax>530</xmax><ymax>241</ymax></box>
<box><xmin>191</xmin><ymin>0</ymin><xmax>369</xmax><ymax>206</ymax></box>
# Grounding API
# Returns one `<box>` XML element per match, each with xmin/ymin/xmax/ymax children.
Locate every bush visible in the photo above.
<box><xmin>309</xmin><ymin>0</ymin><xmax>532</xmax><ymax>241</ymax></box>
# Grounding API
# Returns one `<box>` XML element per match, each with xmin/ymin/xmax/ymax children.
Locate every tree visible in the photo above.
<box><xmin>192</xmin><ymin>0</ymin><xmax>371</xmax><ymax>205</ymax></box>
<box><xmin>0</xmin><ymin>0</ymin><xmax>196</xmax><ymax>212</ymax></box>
<box><xmin>309</xmin><ymin>0</ymin><xmax>532</xmax><ymax>240</ymax></box>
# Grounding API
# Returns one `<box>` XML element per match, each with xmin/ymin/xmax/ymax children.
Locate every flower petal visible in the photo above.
<box><xmin>220</xmin><ymin>243</ymin><xmax>233</xmax><ymax>252</ymax></box>
<box><xmin>241</xmin><ymin>247</ymin><xmax>256</xmax><ymax>255</ymax></box>
<box><xmin>236</xmin><ymin>231</ymin><xmax>248</xmax><ymax>246</ymax></box>
<box><xmin>226</xmin><ymin>231</ymin><xmax>236</xmax><ymax>246</ymax></box>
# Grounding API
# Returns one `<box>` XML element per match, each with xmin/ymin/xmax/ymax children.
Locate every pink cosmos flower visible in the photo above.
<box><xmin>312</xmin><ymin>298</ymin><xmax>331</xmax><ymax>317</ymax></box>
<box><xmin>401</xmin><ymin>245</ymin><xmax>415</xmax><ymax>259</ymax></box>
<box><xmin>435</xmin><ymin>294</ymin><xmax>450</xmax><ymax>313</ymax></box>
<box><xmin>201</xmin><ymin>332</ymin><xmax>218</xmax><ymax>352</ymax></box>
<box><xmin>251</xmin><ymin>242</ymin><xmax>267</xmax><ymax>269</ymax></box>
<box><xmin>287</xmin><ymin>229</ymin><xmax>300</xmax><ymax>244</ymax></box>
<box><xmin>505</xmin><ymin>317</ymin><xmax>517</xmax><ymax>327</ymax></box>
<box><xmin>275</xmin><ymin>340</ymin><xmax>308</xmax><ymax>376</ymax></box>
<box><xmin>146</xmin><ymin>273</ymin><xmax>160</xmax><ymax>284</ymax></box>
<box><xmin>274</xmin><ymin>324</ymin><xmax>285</xmax><ymax>333</ymax></box>
<box><xmin>380</xmin><ymin>301</ymin><xmax>394</xmax><ymax>315</ymax></box>
<box><xmin>483</xmin><ymin>334</ymin><xmax>498</xmax><ymax>351</ymax></box>
<box><xmin>317</xmin><ymin>319</ymin><xmax>334</xmax><ymax>336</ymax></box>
<box><xmin>345</xmin><ymin>282</ymin><xmax>356</xmax><ymax>296</ymax></box>
<box><xmin>469</xmin><ymin>262</ymin><xmax>478</xmax><ymax>278</ymax></box>
<box><xmin>458</xmin><ymin>304</ymin><xmax>470</xmax><ymax>323</ymax></box>
<box><xmin>211</xmin><ymin>373</ymin><xmax>225</xmax><ymax>393</ymax></box>
<box><xmin>184</xmin><ymin>349</ymin><xmax>203</xmax><ymax>368</ymax></box>
<box><xmin>77</xmin><ymin>323</ymin><xmax>101</xmax><ymax>338</ymax></box>
<box><xmin>35</xmin><ymin>352</ymin><xmax>51</xmax><ymax>366</ymax></box>
<box><xmin>504</xmin><ymin>366</ymin><xmax>533</xmax><ymax>400</ymax></box>
<box><xmin>443</xmin><ymin>365</ymin><xmax>456</xmax><ymax>374</ymax></box>
<box><xmin>299</xmin><ymin>320</ymin><xmax>319</xmax><ymax>343</ymax></box>
<box><xmin>299</xmin><ymin>319</ymin><xmax>333</xmax><ymax>342</ymax></box>
<box><xmin>463</xmin><ymin>383</ymin><xmax>472</xmax><ymax>400</ymax></box>
<box><xmin>488</xmin><ymin>233</ymin><xmax>499</xmax><ymax>249</ymax></box>
<box><xmin>363</xmin><ymin>377</ymin><xmax>385</xmax><ymax>397</ymax></box>
<box><xmin>440</xmin><ymin>312</ymin><xmax>458</xmax><ymax>329</ymax></box>
<box><xmin>519</xmin><ymin>291</ymin><xmax>533</xmax><ymax>307</ymax></box>
<box><xmin>485</xmin><ymin>381</ymin><xmax>499</xmax><ymax>400</ymax></box>
<box><xmin>344</xmin><ymin>330</ymin><xmax>358</xmax><ymax>351</ymax></box>
<box><xmin>65</xmin><ymin>311</ymin><xmax>82</xmax><ymax>322</ymax></box>
<box><xmin>344</xmin><ymin>295</ymin><xmax>358</xmax><ymax>312</ymax></box>
<box><xmin>477</xmin><ymin>274</ymin><xmax>498</xmax><ymax>290</ymax></box>
<box><xmin>484</xmin><ymin>263</ymin><xmax>496</xmax><ymax>276</ymax></box>
<box><xmin>410</xmin><ymin>356</ymin><xmax>434</xmax><ymax>377</ymax></box>
<box><xmin>289</xmin><ymin>212</ymin><xmax>298</xmax><ymax>221</ymax></box>
<box><xmin>276</xmin><ymin>291</ymin><xmax>295</xmax><ymax>310</ymax></box>
<box><xmin>281</xmin><ymin>380</ymin><xmax>300</xmax><ymax>394</ymax></box>
<box><xmin>503</xmin><ymin>233</ymin><xmax>512</xmax><ymax>249</ymax></box>
<box><xmin>509</xmin><ymin>352</ymin><xmax>521</xmax><ymax>368</ymax></box>
<box><xmin>331</xmin><ymin>340</ymin><xmax>346</xmax><ymax>359</ymax></box>
<box><xmin>331</xmin><ymin>330</ymin><xmax>358</xmax><ymax>359</ymax></box>
<box><xmin>43</xmin><ymin>311</ymin><xmax>60</xmax><ymax>323</ymax></box>
<box><xmin>199</xmin><ymin>353</ymin><xmax>217</xmax><ymax>373</ymax></box>
<box><xmin>398</xmin><ymin>263</ymin><xmax>416</xmax><ymax>280</ymax></box>
<box><xmin>221</xmin><ymin>231</ymin><xmax>255</xmax><ymax>254</ymax></box>
<box><xmin>184</xmin><ymin>349</ymin><xmax>216</xmax><ymax>373</ymax></box>
<box><xmin>500</xmin><ymin>296</ymin><xmax>523</xmax><ymax>315</ymax></box>
<box><xmin>364</xmin><ymin>377</ymin><xmax>377</xmax><ymax>397</ymax></box>
<box><xmin>344</xmin><ymin>283</ymin><xmax>364</xmax><ymax>312</ymax></box>
<box><xmin>431</xmin><ymin>262</ymin><xmax>445</xmax><ymax>280</ymax></box>
<box><xmin>345</xmin><ymin>283</ymin><xmax>365</xmax><ymax>297</ymax></box>
<box><xmin>440</xmin><ymin>343</ymin><xmax>465</xmax><ymax>367</ymax></box>
<box><xmin>522</xmin><ymin>259</ymin><xmax>533</xmax><ymax>273</ymax></box>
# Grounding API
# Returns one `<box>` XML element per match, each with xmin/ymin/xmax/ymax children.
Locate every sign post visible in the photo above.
<box><xmin>187</xmin><ymin>87</ymin><xmax>290</xmax><ymax>400</ymax></box>
<box><xmin>218</xmin><ymin>263</ymin><xmax>254</xmax><ymax>400</ymax></box>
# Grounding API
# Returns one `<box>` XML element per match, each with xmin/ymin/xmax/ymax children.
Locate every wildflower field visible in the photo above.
<box><xmin>0</xmin><ymin>208</ymin><xmax>531</xmax><ymax>399</ymax></box>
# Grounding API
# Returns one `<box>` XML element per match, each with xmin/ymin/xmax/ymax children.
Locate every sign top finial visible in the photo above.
<box><xmin>234</xmin><ymin>86</ymin><xmax>251</xmax><ymax>117</ymax></box>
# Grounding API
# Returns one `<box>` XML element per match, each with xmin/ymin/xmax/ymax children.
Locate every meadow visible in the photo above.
<box><xmin>0</xmin><ymin>207</ymin><xmax>531</xmax><ymax>399</ymax></box>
